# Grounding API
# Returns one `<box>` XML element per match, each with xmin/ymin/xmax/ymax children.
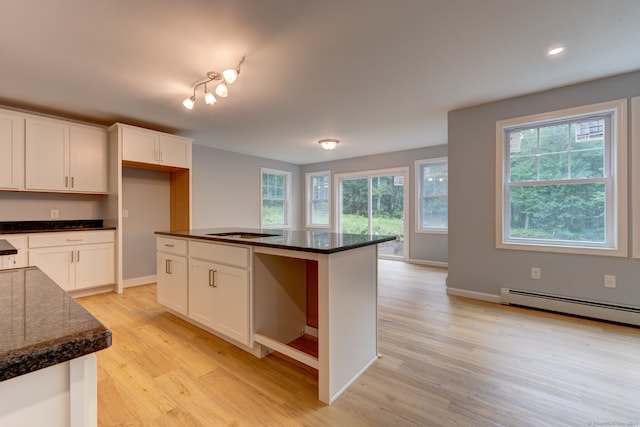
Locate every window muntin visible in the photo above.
<box><xmin>261</xmin><ymin>168</ymin><xmax>291</xmax><ymax>227</ymax></box>
<box><xmin>497</xmin><ymin>99</ymin><xmax>627</xmax><ymax>256</ymax></box>
<box><xmin>306</xmin><ymin>171</ymin><xmax>330</xmax><ymax>227</ymax></box>
<box><xmin>416</xmin><ymin>158</ymin><xmax>448</xmax><ymax>232</ymax></box>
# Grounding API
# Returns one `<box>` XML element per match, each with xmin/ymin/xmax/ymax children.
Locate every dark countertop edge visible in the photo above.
<box><xmin>154</xmin><ymin>230</ymin><xmax>397</xmax><ymax>254</ymax></box>
<box><xmin>0</xmin><ymin>328</ymin><xmax>112</xmax><ymax>382</ymax></box>
<box><xmin>0</xmin><ymin>239</ymin><xmax>18</xmax><ymax>255</ymax></box>
<box><xmin>0</xmin><ymin>226</ymin><xmax>116</xmax><ymax>235</ymax></box>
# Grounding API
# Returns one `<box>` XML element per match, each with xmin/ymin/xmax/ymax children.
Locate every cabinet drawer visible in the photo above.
<box><xmin>189</xmin><ymin>241</ymin><xmax>249</xmax><ymax>269</ymax></box>
<box><xmin>157</xmin><ymin>237</ymin><xmax>188</xmax><ymax>256</ymax></box>
<box><xmin>29</xmin><ymin>230</ymin><xmax>114</xmax><ymax>248</ymax></box>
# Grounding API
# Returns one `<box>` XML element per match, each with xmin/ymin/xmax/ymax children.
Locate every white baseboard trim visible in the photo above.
<box><xmin>123</xmin><ymin>275</ymin><xmax>156</xmax><ymax>288</ymax></box>
<box><xmin>446</xmin><ymin>287</ymin><xmax>501</xmax><ymax>303</ymax></box>
<box><xmin>408</xmin><ymin>259</ymin><xmax>448</xmax><ymax>268</ymax></box>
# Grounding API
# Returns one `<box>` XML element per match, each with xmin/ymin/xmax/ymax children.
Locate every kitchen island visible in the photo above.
<box><xmin>0</xmin><ymin>267</ymin><xmax>112</xmax><ymax>426</ymax></box>
<box><xmin>155</xmin><ymin>227</ymin><xmax>395</xmax><ymax>404</ymax></box>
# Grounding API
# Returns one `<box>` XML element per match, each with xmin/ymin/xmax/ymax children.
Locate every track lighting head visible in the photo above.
<box><xmin>182</xmin><ymin>57</ymin><xmax>244</xmax><ymax>110</ymax></box>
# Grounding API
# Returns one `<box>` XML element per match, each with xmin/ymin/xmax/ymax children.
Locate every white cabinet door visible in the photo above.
<box><xmin>25</xmin><ymin>118</ymin><xmax>69</xmax><ymax>191</ymax></box>
<box><xmin>188</xmin><ymin>258</ymin><xmax>217</xmax><ymax>327</ymax></box>
<box><xmin>121</xmin><ymin>124</ymin><xmax>191</xmax><ymax>168</ymax></box>
<box><xmin>75</xmin><ymin>243</ymin><xmax>114</xmax><ymax>289</ymax></box>
<box><xmin>157</xmin><ymin>253</ymin><xmax>188</xmax><ymax>315</ymax></box>
<box><xmin>159</xmin><ymin>135</ymin><xmax>189</xmax><ymax>168</ymax></box>
<box><xmin>122</xmin><ymin>126</ymin><xmax>158</xmax><ymax>164</ymax></box>
<box><xmin>214</xmin><ymin>263</ymin><xmax>249</xmax><ymax>345</ymax></box>
<box><xmin>25</xmin><ymin>118</ymin><xmax>107</xmax><ymax>194</ymax></box>
<box><xmin>188</xmin><ymin>258</ymin><xmax>249</xmax><ymax>345</ymax></box>
<box><xmin>0</xmin><ymin>111</ymin><xmax>24</xmax><ymax>190</ymax></box>
<box><xmin>29</xmin><ymin>247</ymin><xmax>74</xmax><ymax>291</ymax></box>
<box><xmin>69</xmin><ymin>126</ymin><xmax>108</xmax><ymax>193</ymax></box>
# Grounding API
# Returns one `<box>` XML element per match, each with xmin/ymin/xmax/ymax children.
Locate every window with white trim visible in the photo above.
<box><xmin>261</xmin><ymin>168</ymin><xmax>292</xmax><ymax>228</ymax></box>
<box><xmin>496</xmin><ymin>100</ymin><xmax>627</xmax><ymax>255</ymax></box>
<box><xmin>306</xmin><ymin>170</ymin><xmax>330</xmax><ymax>227</ymax></box>
<box><xmin>416</xmin><ymin>158</ymin><xmax>448</xmax><ymax>232</ymax></box>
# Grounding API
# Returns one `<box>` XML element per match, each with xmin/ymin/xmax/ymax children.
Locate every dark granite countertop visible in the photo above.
<box><xmin>0</xmin><ymin>267</ymin><xmax>112</xmax><ymax>382</ymax></box>
<box><xmin>0</xmin><ymin>240</ymin><xmax>18</xmax><ymax>256</ymax></box>
<box><xmin>0</xmin><ymin>220</ymin><xmax>115</xmax><ymax>234</ymax></box>
<box><xmin>155</xmin><ymin>227</ymin><xmax>396</xmax><ymax>254</ymax></box>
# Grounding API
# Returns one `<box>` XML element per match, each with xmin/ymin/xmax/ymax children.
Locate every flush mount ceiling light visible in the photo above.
<box><xmin>182</xmin><ymin>57</ymin><xmax>245</xmax><ymax>110</ymax></box>
<box><xmin>547</xmin><ymin>46</ymin><xmax>565</xmax><ymax>56</ymax></box>
<box><xmin>318</xmin><ymin>139</ymin><xmax>340</xmax><ymax>150</ymax></box>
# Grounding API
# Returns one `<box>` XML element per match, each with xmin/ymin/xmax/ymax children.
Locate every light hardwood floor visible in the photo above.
<box><xmin>78</xmin><ymin>260</ymin><xmax>640</xmax><ymax>426</ymax></box>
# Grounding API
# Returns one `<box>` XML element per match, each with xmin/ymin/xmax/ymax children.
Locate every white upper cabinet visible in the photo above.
<box><xmin>69</xmin><ymin>125</ymin><xmax>108</xmax><ymax>193</ymax></box>
<box><xmin>119</xmin><ymin>124</ymin><xmax>191</xmax><ymax>169</ymax></box>
<box><xmin>25</xmin><ymin>117</ymin><xmax>107</xmax><ymax>193</ymax></box>
<box><xmin>0</xmin><ymin>110</ymin><xmax>24</xmax><ymax>190</ymax></box>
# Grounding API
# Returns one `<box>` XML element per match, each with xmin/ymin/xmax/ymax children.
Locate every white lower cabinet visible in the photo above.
<box><xmin>29</xmin><ymin>231</ymin><xmax>115</xmax><ymax>292</ymax></box>
<box><xmin>156</xmin><ymin>237</ymin><xmax>251</xmax><ymax>347</ymax></box>
<box><xmin>156</xmin><ymin>253</ymin><xmax>188</xmax><ymax>315</ymax></box>
<box><xmin>188</xmin><ymin>258</ymin><xmax>249</xmax><ymax>346</ymax></box>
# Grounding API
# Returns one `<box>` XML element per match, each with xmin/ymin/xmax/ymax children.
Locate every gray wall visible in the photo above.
<box><xmin>0</xmin><ymin>192</ymin><xmax>103</xmax><ymax>221</ymax></box>
<box><xmin>192</xmin><ymin>145</ymin><xmax>301</xmax><ymax>229</ymax></box>
<box><xmin>302</xmin><ymin>145</ymin><xmax>448</xmax><ymax>264</ymax></box>
<box><xmin>448</xmin><ymin>70</ymin><xmax>640</xmax><ymax>306</ymax></box>
<box><xmin>122</xmin><ymin>167</ymin><xmax>170</xmax><ymax>280</ymax></box>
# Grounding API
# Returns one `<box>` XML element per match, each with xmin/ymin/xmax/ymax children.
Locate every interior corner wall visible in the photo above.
<box><xmin>448</xmin><ymin>70</ymin><xmax>640</xmax><ymax>306</ymax></box>
<box><xmin>191</xmin><ymin>145</ymin><xmax>302</xmax><ymax>229</ymax></box>
<box><xmin>301</xmin><ymin>145</ymin><xmax>448</xmax><ymax>264</ymax></box>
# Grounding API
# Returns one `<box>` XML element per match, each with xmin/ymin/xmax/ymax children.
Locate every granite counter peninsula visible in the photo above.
<box><xmin>0</xmin><ymin>267</ymin><xmax>111</xmax><ymax>427</ymax></box>
<box><xmin>155</xmin><ymin>228</ymin><xmax>396</xmax><ymax>404</ymax></box>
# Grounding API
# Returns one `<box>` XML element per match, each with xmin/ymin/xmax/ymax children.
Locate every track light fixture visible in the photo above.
<box><xmin>182</xmin><ymin>57</ymin><xmax>245</xmax><ymax>110</ymax></box>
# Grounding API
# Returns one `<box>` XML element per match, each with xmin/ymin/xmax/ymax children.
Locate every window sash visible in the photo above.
<box><xmin>496</xmin><ymin>100</ymin><xmax>626</xmax><ymax>255</ymax></box>
<box><xmin>261</xmin><ymin>169</ymin><xmax>291</xmax><ymax>227</ymax></box>
<box><xmin>306</xmin><ymin>171</ymin><xmax>330</xmax><ymax>227</ymax></box>
<box><xmin>416</xmin><ymin>158</ymin><xmax>448</xmax><ymax>232</ymax></box>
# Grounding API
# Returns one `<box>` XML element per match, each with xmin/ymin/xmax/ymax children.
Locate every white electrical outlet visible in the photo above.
<box><xmin>531</xmin><ymin>267</ymin><xmax>541</xmax><ymax>280</ymax></box>
<box><xmin>50</xmin><ymin>209</ymin><xmax>59</xmax><ymax>219</ymax></box>
<box><xmin>122</xmin><ymin>209</ymin><xmax>129</xmax><ymax>218</ymax></box>
<box><xmin>604</xmin><ymin>274</ymin><xmax>616</xmax><ymax>288</ymax></box>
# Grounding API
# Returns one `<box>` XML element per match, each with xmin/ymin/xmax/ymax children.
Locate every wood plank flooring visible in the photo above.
<box><xmin>78</xmin><ymin>260</ymin><xmax>640</xmax><ymax>426</ymax></box>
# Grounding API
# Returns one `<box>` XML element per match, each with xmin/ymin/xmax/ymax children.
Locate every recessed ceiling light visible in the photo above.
<box><xmin>548</xmin><ymin>46</ymin><xmax>565</xmax><ymax>56</ymax></box>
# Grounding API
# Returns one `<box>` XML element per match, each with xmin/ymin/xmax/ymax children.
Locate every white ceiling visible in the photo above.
<box><xmin>2</xmin><ymin>0</ymin><xmax>640</xmax><ymax>165</ymax></box>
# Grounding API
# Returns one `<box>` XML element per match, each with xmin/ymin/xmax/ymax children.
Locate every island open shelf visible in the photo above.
<box><xmin>253</xmin><ymin>244</ymin><xmax>379</xmax><ymax>404</ymax></box>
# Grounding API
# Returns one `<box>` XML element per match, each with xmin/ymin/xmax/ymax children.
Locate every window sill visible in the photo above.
<box><xmin>416</xmin><ymin>229</ymin><xmax>448</xmax><ymax>235</ymax></box>
<box><xmin>496</xmin><ymin>241</ymin><xmax>627</xmax><ymax>257</ymax></box>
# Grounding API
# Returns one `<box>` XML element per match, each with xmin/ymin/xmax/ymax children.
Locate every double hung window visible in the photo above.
<box><xmin>416</xmin><ymin>158</ymin><xmax>448</xmax><ymax>232</ymax></box>
<box><xmin>496</xmin><ymin>100</ymin><xmax>627</xmax><ymax>255</ymax></box>
<box><xmin>261</xmin><ymin>168</ymin><xmax>292</xmax><ymax>228</ymax></box>
<box><xmin>306</xmin><ymin>171</ymin><xmax>330</xmax><ymax>227</ymax></box>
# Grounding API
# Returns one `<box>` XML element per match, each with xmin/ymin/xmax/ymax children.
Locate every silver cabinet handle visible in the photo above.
<box><xmin>65</xmin><ymin>176</ymin><xmax>69</xmax><ymax>188</ymax></box>
<box><xmin>71</xmin><ymin>176</ymin><xmax>74</xmax><ymax>188</ymax></box>
<box><xmin>67</xmin><ymin>238</ymin><xmax>83</xmax><ymax>242</ymax></box>
<box><xmin>209</xmin><ymin>269</ymin><xmax>217</xmax><ymax>287</ymax></box>
<box><xmin>165</xmin><ymin>259</ymin><xmax>172</xmax><ymax>274</ymax></box>
<box><xmin>70</xmin><ymin>250</ymin><xmax>74</xmax><ymax>263</ymax></box>
<box><xmin>77</xmin><ymin>250</ymin><xmax>80</xmax><ymax>262</ymax></box>
<box><xmin>164</xmin><ymin>244</ymin><xmax>175</xmax><ymax>248</ymax></box>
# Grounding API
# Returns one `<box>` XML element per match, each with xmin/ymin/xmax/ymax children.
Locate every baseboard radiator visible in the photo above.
<box><xmin>501</xmin><ymin>288</ymin><xmax>640</xmax><ymax>327</ymax></box>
